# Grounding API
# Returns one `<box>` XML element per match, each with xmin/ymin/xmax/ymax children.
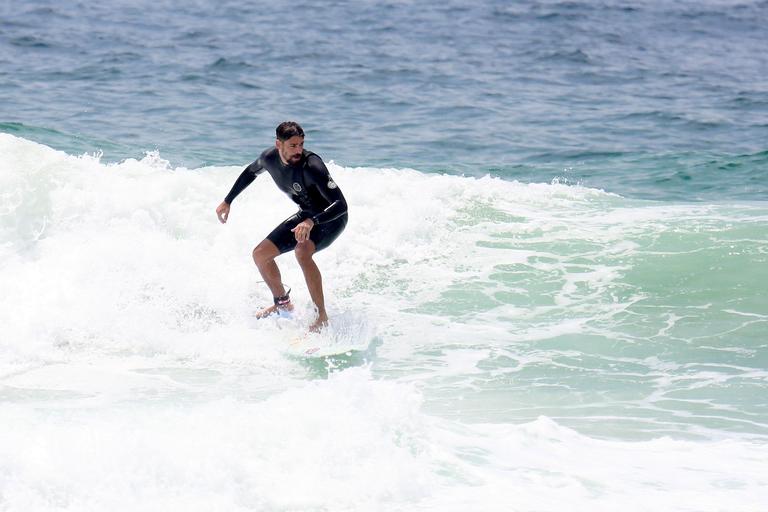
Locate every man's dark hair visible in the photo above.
<box><xmin>276</xmin><ymin>121</ymin><xmax>305</xmax><ymax>141</ymax></box>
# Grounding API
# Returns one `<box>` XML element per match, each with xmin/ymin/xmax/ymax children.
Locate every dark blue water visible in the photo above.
<box><xmin>2</xmin><ymin>0</ymin><xmax>767</xmax><ymax>200</ymax></box>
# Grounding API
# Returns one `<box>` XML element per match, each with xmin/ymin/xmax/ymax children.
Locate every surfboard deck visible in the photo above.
<box><xmin>281</xmin><ymin>310</ymin><xmax>374</xmax><ymax>358</ymax></box>
<box><xmin>251</xmin><ymin>306</ymin><xmax>374</xmax><ymax>358</ymax></box>
<box><xmin>287</xmin><ymin>333</ymin><xmax>358</xmax><ymax>358</ymax></box>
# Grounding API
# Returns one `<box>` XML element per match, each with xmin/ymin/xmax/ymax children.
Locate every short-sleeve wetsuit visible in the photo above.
<box><xmin>224</xmin><ymin>148</ymin><xmax>348</xmax><ymax>254</ymax></box>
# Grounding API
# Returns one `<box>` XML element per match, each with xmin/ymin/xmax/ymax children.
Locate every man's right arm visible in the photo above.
<box><xmin>224</xmin><ymin>159</ymin><xmax>264</xmax><ymax>204</ymax></box>
<box><xmin>216</xmin><ymin>157</ymin><xmax>265</xmax><ymax>224</ymax></box>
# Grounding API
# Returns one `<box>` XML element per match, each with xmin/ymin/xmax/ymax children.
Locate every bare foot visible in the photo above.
<box><xmin>254</xmin><ymin>302</ymin><xmax>294</xmax><ymax>319</ymax></box>
<box><xmin>308</xmin><ymin>315</ymin><xmax>329</xmax><ymax>333</ymax></box>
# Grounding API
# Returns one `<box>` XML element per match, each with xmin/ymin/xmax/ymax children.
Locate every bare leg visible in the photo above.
<box><xmin>252</xmin><ymin>239</ymin><xmax>293</xmax><ymax>317</ymax></box>
<box><xmin>294</xmin><ymin>241</ymin><xmax>328</xmax><ymax>332</ymax></box>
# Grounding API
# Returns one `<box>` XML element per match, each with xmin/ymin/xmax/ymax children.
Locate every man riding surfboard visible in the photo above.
<box><xmin>216</xmin><ymin>122</ymin><xmax>348</xmax><ymax>332</ymax></box>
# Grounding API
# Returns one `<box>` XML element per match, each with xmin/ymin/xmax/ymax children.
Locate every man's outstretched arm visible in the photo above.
<box><xmin>216</xmin><ymin>159</ymin><xmax>265</xmax><ymax>223</ymax></box>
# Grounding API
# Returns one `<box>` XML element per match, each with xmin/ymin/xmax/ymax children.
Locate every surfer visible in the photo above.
<box><xmin>215</xmin><ymin>122</ymin><xmax>348</xmax><ymax>332</ymax></box>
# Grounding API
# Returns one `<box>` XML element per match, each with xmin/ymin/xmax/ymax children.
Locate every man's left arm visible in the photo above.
<box><xmin>305</xmin><ymin>155</ymin><xmax>348</xmax><ymax>225</ymax></box>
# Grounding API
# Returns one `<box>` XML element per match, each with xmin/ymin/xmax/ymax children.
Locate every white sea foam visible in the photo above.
<box><xmin>2</xmin><ymin>367</ymin><xmax>767</xmax><ymax>511</ymax></box>
<box><xmin>2</xmin><ymin>370</ymin><xmax>767</xmax><ymax>511</ymax></box>
<box><xmin>1</xmin><ymin>134</ymin><xmax>767</xmax><ymax>510</ymax></box>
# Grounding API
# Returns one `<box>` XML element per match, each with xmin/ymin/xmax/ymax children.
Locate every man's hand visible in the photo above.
<box><xmin>216</xmin><ymin>202</ymin><xmax>230</xmax><ymax>224</ymax></box>
<box><xmin>291</xmin><ymin>218</ymin><xmax>315</xmax><ymax>243</ymax></box>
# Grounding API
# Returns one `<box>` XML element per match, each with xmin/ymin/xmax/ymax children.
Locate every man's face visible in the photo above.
<box><xmin>277</xmin><ymin>136</ymin><xmax>304</xmax><ymax>165</ymax></box>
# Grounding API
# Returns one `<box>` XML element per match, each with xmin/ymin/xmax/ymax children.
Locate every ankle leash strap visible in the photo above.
<box><xmin>274</xmin><ymin>287</ymin><xmax>292</xmax><ymax>306</ymax></box>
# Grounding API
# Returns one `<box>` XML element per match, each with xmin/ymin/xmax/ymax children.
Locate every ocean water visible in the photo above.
<box><xmin>1</xmin><ymin>1</ymin><xmax>767</xmax><ymax>511</ymax></box>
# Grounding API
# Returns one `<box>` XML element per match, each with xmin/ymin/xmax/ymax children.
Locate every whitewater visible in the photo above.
<box><xmin>1</xmin><ymin>133</ymin><xmax>767</xmax><ymax>511</ymax></box>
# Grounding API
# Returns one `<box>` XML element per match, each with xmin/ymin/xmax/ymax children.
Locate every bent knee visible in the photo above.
<box><xmin>294</xmin><ymin>243</ymin><xmax>316</xmax><ymax>264</ymax></box>
<box><xmin>252</xmin><ymin>243</ymin><xmax>277</xmax><ymax>266</ymax></box>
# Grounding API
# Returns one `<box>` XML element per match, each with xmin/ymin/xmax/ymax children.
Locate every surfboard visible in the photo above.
<box><xmin>287</xmin><ymin>333</ymin><xmax>351</xmax><ymax>357</ymax></box>
<box><xmin>283</xmin><ymin>310</ymin><xmax>374</xmax><ymax>358</ymax></box>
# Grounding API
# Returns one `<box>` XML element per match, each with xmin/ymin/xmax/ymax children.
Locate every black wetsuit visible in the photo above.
<box><xmin>224</xmin><ymin>148</ymin><xmax>348</xmax><ymax>253</ymax></box>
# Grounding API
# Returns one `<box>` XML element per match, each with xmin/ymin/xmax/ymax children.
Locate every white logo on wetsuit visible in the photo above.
<box><xmin>292</xmin><ymin>183</ymin><xmax>302</xmax><ymax>193</ymax></box>
<box><xmin>327</xmin><ymin>180</ymin><xmax>337</xmax><ymax>189</ymax></box>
